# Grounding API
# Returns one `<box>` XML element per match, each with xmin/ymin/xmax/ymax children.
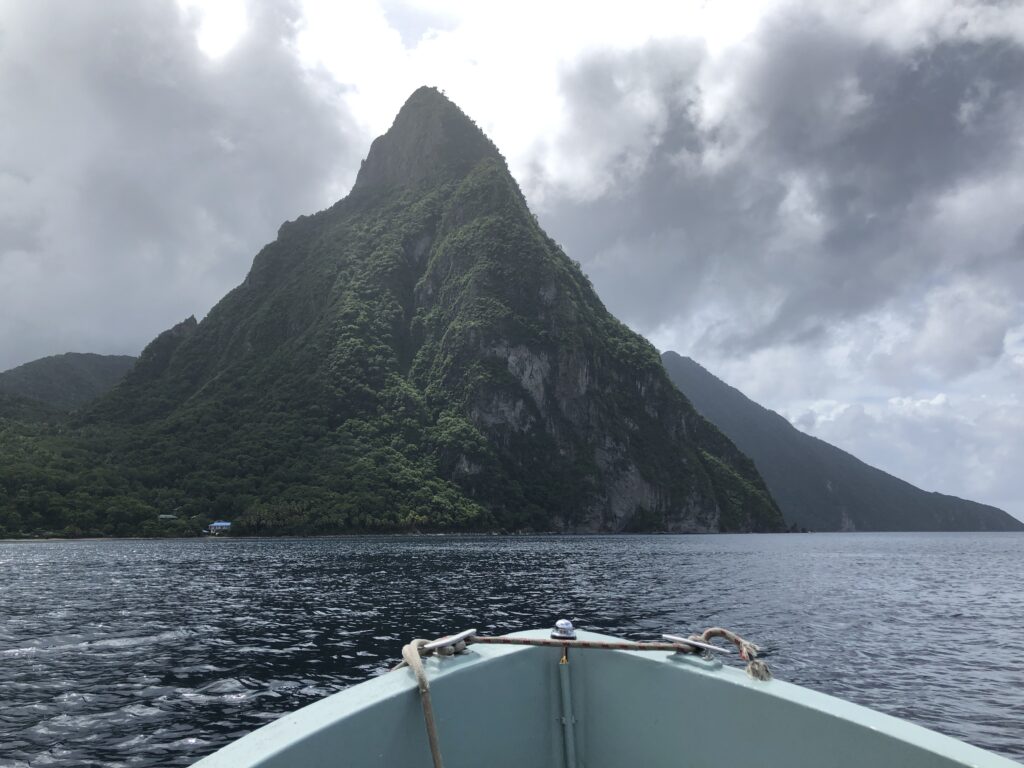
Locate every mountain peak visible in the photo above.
<box><xmin>2</xmin><ymin>89</ymin><xmax>785</xmax><ymax>538</ymax></box>
<box><xmin>352</xmin><ymin>86</ymin><xmax>505</xmax><ymax>193</ymax></box>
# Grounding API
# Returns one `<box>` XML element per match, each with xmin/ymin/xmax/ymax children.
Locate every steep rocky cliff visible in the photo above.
<box><xmin>0</xmin><ymin>88</ymin><xmax>784</xmax><ymax>536</ymax></box>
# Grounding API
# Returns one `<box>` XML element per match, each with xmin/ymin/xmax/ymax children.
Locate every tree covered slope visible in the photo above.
<box><xmin>0</xmin><ymin>353</ymin><xmax>136</xmax><ymax>411</ymax></box>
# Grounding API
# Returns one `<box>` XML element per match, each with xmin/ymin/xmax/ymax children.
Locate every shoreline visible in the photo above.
<box><xmin>3</xmin><ymin>530</ymin><xmax>1021</xmax><ymax>543</ymax></box>
<box><xmin>0</xmin><ymin>531</ymin><xmax>710</xmax><ymax>543</ymax></box>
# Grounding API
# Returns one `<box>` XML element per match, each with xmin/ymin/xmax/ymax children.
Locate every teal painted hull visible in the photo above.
<box><xmin>193</xmin><ymin>630</ymin><xmax>1020</xmax><ymax>767</ymax></box>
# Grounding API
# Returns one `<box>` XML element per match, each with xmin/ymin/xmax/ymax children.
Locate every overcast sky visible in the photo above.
<box><xmin>1</xmin><ymin>0</ymin><xmax>1022</xmax><ymax>519</ymax></box>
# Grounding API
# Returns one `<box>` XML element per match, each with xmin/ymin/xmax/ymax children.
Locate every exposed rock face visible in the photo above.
<box><xmin>352</xmin><ymin>92</ymin><xmax>784</xmax><ymax>533</ymax></box>
<box><xmin>497</xmin><ymin>345</ymin><xmax>549</xmax><ymax>408</ymax></box>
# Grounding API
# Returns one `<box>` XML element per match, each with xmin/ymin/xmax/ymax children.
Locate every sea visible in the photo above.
<box><xmin>1</xmin><ymin>533</ymin><xmax>1022</xmax><ymax>767</ymax></box>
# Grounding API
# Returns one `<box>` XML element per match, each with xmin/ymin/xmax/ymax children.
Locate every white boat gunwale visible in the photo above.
<box><xmin>192</xmin><ymin>629</ymin><xmax>1022</xmax><ymax>767</ymax></box>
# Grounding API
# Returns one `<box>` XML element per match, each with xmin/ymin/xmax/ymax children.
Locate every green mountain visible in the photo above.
<box><xmin>0</xmin><ymin>352</ymin><xmax>137</xmax><ymax>411</ymax></box>
<box><xmin>0</xmin><ymin>87</ymin><xmax>783</xmax><ymax>537</ymax></box>
<box><xmin>662</xmin><ymin>352</ymin><xmax>1023</xmax><ymax>532</ymax></box>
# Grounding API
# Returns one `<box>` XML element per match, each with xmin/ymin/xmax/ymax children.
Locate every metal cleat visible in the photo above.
<box><xmin>423</xmin><ymin>628</ymin><xmax>476</xmax><ymax>655</ymax></box>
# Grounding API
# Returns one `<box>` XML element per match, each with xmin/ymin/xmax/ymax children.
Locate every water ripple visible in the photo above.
<box><xmin>0</xmin><ymin>533</ymin><xmax>1022</xmax><ymax>766</ymax></box>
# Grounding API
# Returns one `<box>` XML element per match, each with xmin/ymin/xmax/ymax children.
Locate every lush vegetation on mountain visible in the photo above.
<box><xmin>0</xmin><ymin>392</ymin><xmax>64</xmax><ymax>423</ymax></box>
<box><xmin>662</xmin><ymin>352</ymin><xmax>1023</xmax><ymax>532</ymax></box>
<box><xmin>0</xmin><ymin>353</ymin><xmax>137</xmax><ymax>411</ymax></box>
<box><xmin>0</xmin><ymin>88</ymin><xmax>784</xmax><ymax>538</ymax></box>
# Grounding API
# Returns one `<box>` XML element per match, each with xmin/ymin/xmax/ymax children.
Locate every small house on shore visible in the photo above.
<box><xmin>208</xmin><ymin>521</ymin><xmax>231</xmax><ymax>535</ymax></box>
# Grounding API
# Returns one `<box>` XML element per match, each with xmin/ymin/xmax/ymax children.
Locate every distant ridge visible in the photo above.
<box><xmin>662</xmin><ymin>352</ymin><xmax>1023</xmax><ymax>532</ymax></box>
<box><xmin>0</xmin><ymin>352</ymin><xmax>137</xmax><ymax>411</ymax></box>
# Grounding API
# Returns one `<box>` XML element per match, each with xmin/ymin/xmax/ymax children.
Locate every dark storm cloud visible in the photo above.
<box><xmin>535</xmin><ymin>6</ymin><xmax>1024</xmax><ymax>377</ymax></box>
<box><xmin>528</xmin><ymin>7</ymin><xmax>1024</xmax><ymax>517</ymax></box>
<box><xmin>0</xmin><ymin>0</ymin><xmax>359</xmax><ymax>370</ymax></box>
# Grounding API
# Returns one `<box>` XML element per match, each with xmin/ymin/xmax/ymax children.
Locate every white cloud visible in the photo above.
<box><xmin>793</xmin><ymin>383</ymin><xmax>1024</xmax><ymax>519</ymax></box>
<box><xmin>0</xmin><ymin>0</ymin><xmax>357</xmax><ymax>368</ymax></box>
<box><xmin>176</xmin><ymin>0</ymin><xmax>250</xmax><ymax>58</ymax></box>
<box><xmin>866</xmin><ymin>279</ymin><xmax>1018</xmax><ymax>383</ymax></box>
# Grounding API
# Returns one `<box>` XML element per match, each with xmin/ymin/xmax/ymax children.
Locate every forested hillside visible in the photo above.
<box><xmin>0</xmin><ymin>353</ymin><xmax>136</xmax><ymax>410</ymax></box>
<box><xmin>0</xmin><ymin>88</ymin><xmax>783</xmax><ymax>538</ymax></box>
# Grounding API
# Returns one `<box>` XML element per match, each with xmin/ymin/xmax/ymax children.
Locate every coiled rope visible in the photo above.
<box><xmin>693</xmin><ymin>627</ymin><xmax>771</xmax><ymax>681</ymax></box>
<box><xmin>397</xmin><ymin>627</ymin><xmax>769</xmax><ymax>768</ymax></box>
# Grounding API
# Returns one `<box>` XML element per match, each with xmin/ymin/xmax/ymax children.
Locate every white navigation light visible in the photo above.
<box><xmin>552</xmin><ymin>619</ymin><xmax>576</xmax><ymax>639</ymax></box>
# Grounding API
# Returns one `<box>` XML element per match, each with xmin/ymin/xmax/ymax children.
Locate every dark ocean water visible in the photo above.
<box><xmin>1</xmin><ymin>533</ymin><xmax>1022</xmax><ymax>767</ymax></box>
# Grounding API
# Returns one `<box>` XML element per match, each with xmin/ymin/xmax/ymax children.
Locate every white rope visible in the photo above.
<box><xmin>401</xmin><ymin>639</ymin><xmax>444</xmax><ymax>768</ymax></box>
<box><xmin>687</xmin><ymin>627</ymin><xmax>772</xmax><ymax>680</ymax></box>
